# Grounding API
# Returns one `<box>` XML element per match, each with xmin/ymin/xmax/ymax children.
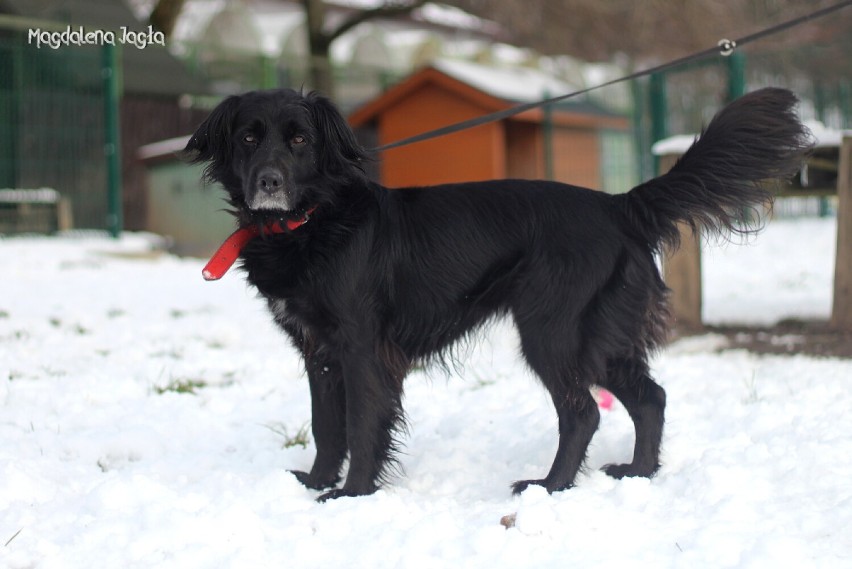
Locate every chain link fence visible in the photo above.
<box><xmin>0</xmin><ymin>24</ymin><xmax>111</xmax><ymax>233</ymax></box>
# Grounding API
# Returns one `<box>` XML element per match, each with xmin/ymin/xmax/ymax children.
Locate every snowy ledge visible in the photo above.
<box><xmin>0</xmin><ymin>188</ymin><xmax>60</xmax><ymax>203</ymax></box>
<box><xmin>138</xmin><ymin>135</ymin><xmax>192</xmax><ymax>161</ymax></box>
<box><xmin>653</xmin><ymin>121</ymin><xmax>852</xmax><ymax>156</ymax></box>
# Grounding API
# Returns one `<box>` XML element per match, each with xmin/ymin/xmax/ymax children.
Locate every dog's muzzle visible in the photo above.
<box><xmin>249</xmin><ymin>167</ymin><xmax>292</xmax><ymax>211</ymax></box>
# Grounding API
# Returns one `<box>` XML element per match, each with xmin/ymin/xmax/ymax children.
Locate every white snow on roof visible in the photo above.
<box><xmin>651</xmin><ymin>134</ymin><xmax>697</xmax><ymax>156</ymax></box>
<box><xmin>138</xmin><ymin>136</ymin><xmax>192</xmax><ymax>161</ymax></box>
<box><xmin>432</xmin><ymin>58</ymin><xmax>581</xmax><ymax>103</ymax></box>
<box><xmin>330</xmin><ymin>0</ymin><xmax>497</xmax><ymax>33</ymax></box>
<box><xmin>414</xmin><ymin>3</ymin><xmax>500</xmax><ymax>34</ymax></box>
<box><xmin>805</xmin><ymin>121</ymin><xmax>852</xmax><ymax>148</ymax></box>
<box><xmin>653</xmin><ymin>121</ymin><xmax>851</xmax><ymax>156</ymax></box>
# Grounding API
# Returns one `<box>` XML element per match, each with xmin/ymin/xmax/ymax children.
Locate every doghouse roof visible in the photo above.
<box><xmin>349</xmin><ymin>59</ymin><xmax>625</xmax><ymax>129</ymax></box>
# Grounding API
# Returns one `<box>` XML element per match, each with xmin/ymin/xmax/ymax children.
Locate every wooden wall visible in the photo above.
<box><xmin>377</xmin><ymin>83</ymin><xmax>505</xmax><ymax>188</ymax></box>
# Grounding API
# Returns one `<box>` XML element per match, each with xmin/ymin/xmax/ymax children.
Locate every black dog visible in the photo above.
<box><xmin>185</xmin><ymin>87</ymin><xmax>811</xmax><ymax>501</ymax></box>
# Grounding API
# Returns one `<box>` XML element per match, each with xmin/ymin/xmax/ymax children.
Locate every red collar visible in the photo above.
<box><xmin>202</xmin><ymin>206</ymin><xmax>317</xmax><ymax>281</ymax></box>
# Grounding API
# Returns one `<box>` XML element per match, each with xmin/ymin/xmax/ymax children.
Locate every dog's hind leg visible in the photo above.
<box><xmin>599</xmin><ymin>358</ymin><xmax>666</xmax><ymax>479</ymax></box>
<box><xmin>511</xmin><ymin>326</ymin><xmax>601</xmax><ymax>495</ymax></box>
<box><xmin>512</xmin><ymin>386</ymin><xmax>601</xmax><ymax>495</ymax></box>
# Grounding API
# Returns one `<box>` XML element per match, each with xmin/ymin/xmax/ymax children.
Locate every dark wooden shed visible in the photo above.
<box><xmin>349</xmin><ymin>60</ymin><xmax>630</xmax><ymax>190</ymax></box>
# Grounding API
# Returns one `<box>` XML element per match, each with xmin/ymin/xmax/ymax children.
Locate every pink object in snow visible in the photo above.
<box><xmin>597</xmin><ymin>389</ymin><xmax>614</xmax><ymax>410</ymax></box>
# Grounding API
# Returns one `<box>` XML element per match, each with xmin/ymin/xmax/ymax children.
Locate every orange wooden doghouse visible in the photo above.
<box><xmin>349</xmin><ymin>60</ymin><xmax>630</xmax><ymax>190</ymax></box>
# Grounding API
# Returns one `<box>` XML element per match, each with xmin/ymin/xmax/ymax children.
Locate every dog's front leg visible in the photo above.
<box><xmin>317</xmin><ymin>344</ymin><xmax>404</xmax><ymax>501</ymax></box>
<box><xmin>290</xmin><ymin>355</ymin><xmax>348</xmax><ymax>491</ymax></box>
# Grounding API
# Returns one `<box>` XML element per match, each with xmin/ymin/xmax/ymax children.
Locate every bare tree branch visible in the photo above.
<box><xmin>299</xmin><ymin>0</ymin><xmax>430</xmax><ymax>96</ymax></box>
<box><xmin>326</xmin><ymin>0</ymin><xmax>429</xmax><ymax>45</ymax></box>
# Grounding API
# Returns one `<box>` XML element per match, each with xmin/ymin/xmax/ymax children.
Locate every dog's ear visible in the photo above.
<box><xmin>181</xmin><ymin>95</ymin><xmax>241</xmax><ymax>181</ymax></box>
<box><xmin>304</xmin><ymin>91</ymin><xmax>368</xmax><ymax>177</ymax></box>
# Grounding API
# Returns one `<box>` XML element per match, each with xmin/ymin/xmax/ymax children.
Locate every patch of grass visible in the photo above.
<box><xmin>468</xmin><ymin>369</ymin><xmax>497</xmax><ymax>391</ymax></box>
<box><xmin>150</xmin><ymin>347</ymin><xmax>184</xmax><ymax>359</ymax></box>
<box><xmin>46</xmin><ymin>317</ymin><xmax>89</xmax><ymax>335</ymax></box>
<box><xmin>40</xmin><ymin>366</ymin><xmax>66</xmax><ymax>378</ymax></box>
<box><xmin>472</xmin><ymin>377</ymin><xmax>496</xmax><ymax>390</ymax></box>
<box><xmin>742</xmin><ymin>371</ymin><xmax>761</xmax><ymax>405</ymax></box>
<box><xmin>72</xmin><ymin>323</ymin><xmax>90</xmax><ymax>335</ymax></box>
<box><xmin>154</xmin><ymin>378</ymin><xmax>208</xmax><ymax>395</ymax></box>
<box><xmin>265</xmin><ymin>422</ymin><xmax>312</xmax><ymax>449</ymax></box>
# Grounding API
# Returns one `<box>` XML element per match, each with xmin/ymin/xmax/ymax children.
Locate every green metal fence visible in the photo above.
<box><xmin>638</xmin><ymin>49</ymin><xmax>850</xmax><ymax>181</ymax></box>
<box><xmin>0</xmin><ymin>20</ymin><xmax>120</xmax><ymax>234</ymax></box>
<box><xmin>636</xmin><ymin>48</ymin><xmax>849</xmax><ymax>218</ymax></box>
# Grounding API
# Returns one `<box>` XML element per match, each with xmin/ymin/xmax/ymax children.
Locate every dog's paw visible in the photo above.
<box><xmin>289</xmin><ymin>470</ymin><xmax>340</xmax><ymax>491</ymax></box>
<box><xmin>511</xmin><ymin>478</ymin><xmax>574</xmax><ymax>495</ymax></box>
<box><xmin>316</xmin><ymin>488</ymin><xmax>364</xmax><ymax>502</ymax></box>
<box><xmin>511</xmin><ymin>479</ymin><xmax>547</xmax><ymax>495</ymax></box>
<box><xmin>602</xmin><ymin>462</ymin><xmax>659</xmax><ymax>479</ymax></box>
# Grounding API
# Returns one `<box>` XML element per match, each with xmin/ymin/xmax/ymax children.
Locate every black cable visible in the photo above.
<box><xmin>371</xmin><ymin>0</ymin><xmax>852</xmax><ymax>153</ymax></box>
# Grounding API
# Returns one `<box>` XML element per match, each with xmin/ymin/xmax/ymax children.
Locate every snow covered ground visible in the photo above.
<box><xmin>2</xmin><ymin>217</ymin><xmax>850</xmax><ymax>568</ymax></box>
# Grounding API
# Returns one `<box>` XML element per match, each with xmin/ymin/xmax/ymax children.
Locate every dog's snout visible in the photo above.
<box><xmin>257</xmin><ymin>168</ymin><xmax>284</xmax><ymax>194</ymax></box>
<box><xmin>247</xmin><ymin>166</ymin><xmax>291</xmax><ymax>211</ymax></box>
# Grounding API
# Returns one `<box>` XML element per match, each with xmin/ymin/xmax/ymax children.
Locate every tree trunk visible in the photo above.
<box><xmin>149</xmin><ymin>0</ymin><xmax>187</xmax><ymax>38</ymax></box>
<box><xmin>302</xmin><ymin>0</ymin><xmax>335</xmax><ymax>98</ymax></box>
<box><xmin>308</xmin><ymin>46</ymin><xmax>335</xmax><ymax>98</ymax></box>
<box><xmin>831</xmin><ymin>136</ymin><xmax>852</xmax><ymax>331</ymax></box>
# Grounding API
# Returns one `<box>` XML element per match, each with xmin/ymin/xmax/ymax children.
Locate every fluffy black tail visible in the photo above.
<box><xmin>618</xmin><ymin>87</ymin><xmax>813</xmax><ymax>251</ymax></box>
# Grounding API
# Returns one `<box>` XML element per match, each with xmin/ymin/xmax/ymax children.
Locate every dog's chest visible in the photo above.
<box><xmin>266</xmin><ymin>295</ymin><xmax>329</xmax><ymax>338</ymax></box>
<box><xmin>268</xmin><ymin>297</ymin><xmax>300</xmax><ymax>331</ymax></box>
<box><xmin>240</xmin><ymin>236</ymin><xmax>315</xmax><ymax>294</ymax></box>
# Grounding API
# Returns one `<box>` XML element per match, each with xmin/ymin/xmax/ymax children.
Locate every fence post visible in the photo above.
<box><xmin>0</xmin><ymin>33</ymin><xmax>23</xmax><ymax>187</ymax></box>
<box><xmin>649</xmin><ymin>73</ymin><xmax>667</xmax><ymax>175</ymax></box>
<box><xmin>102</xmin><ymin>42</ymin><xmax>122</xmax><ymax>238</ymax></box>
<box><xmin>726</xmin><ymin>50</ymin><xmax>746</xmax><ymax>102</ymax></box>
<box><xmin>659</xmin><ymin>153</ymin><xmax>703</xmax><ymax>330</ymax></box>
<box><xmin>260</xmin><ymin>55</ymin><xmax>276</xmax><ymax>89</ymax></box>
<box><xmin>631</xmin><ymin>78</ymin><xmax>652</xmax><ymax>183</ymax></box>
<box><xmin>542</xmin><ymin>90</ymin><xmax>554</xmax><ymax>181</ymax></box>
<box><xmin>831</xmin><ymin>136</ymin><xmax>852</xmax><ymax>331</ymax></box>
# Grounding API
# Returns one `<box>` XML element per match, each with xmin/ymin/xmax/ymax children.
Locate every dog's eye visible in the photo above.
<box><xmin>291</xmin><ymin>135</ymin><xmax>306</xmax><ymax>145</ymax></box>
<box><xmin>243</xmin><ymin>134</ymin><xmax>257</xmax><ymax>145</ymax></box>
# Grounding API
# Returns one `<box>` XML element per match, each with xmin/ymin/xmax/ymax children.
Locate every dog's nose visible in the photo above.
<box><xmin>257</xmin><ymin>169</ymin><xmax>284</xmax><ymax>194</ymax></box>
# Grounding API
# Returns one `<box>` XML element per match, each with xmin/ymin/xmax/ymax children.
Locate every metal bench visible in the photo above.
<box><xmin>0</xmin><ymin>188</ymin><xmax>73</xmax><ymax>234</ymax></box>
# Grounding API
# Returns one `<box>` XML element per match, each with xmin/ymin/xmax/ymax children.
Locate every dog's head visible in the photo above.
<box><xmin>183</xmin><ymin>89</ymin><xmax>367</xmax><ymax>217</ymax></box>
